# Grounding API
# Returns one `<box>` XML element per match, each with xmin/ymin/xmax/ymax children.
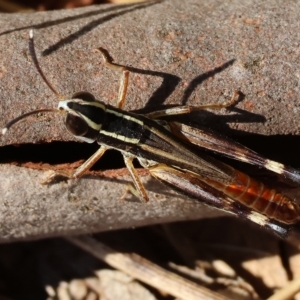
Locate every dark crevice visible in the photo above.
<box><xmin>1</xmin><ymin>134</ymin><xmax>300</xmax><ymax>172</ymax></box>
<box><xmin>0</xmin><ymin>141</ymin><xmax>125</xmax><ymax>170</ymax></box>
<box><xmin>232</xmin><ymin>134</ymin><xmax>300</xmax><ymax>168</ymax></box>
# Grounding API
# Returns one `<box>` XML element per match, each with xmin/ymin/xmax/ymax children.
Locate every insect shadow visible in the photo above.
<box><xmin>125</xmin><ymin>58</ymin><xmax>266</xmax><ymax>137</ymax></box>
<box><xmin>0</xmin><ymin>0</ymin><xmax>163</xmax><ymax>52</ymax></box>
<box><xmin>88</xmin><ymin>172</ymin><xmax>190</xmax><ymax>204</ymax></box>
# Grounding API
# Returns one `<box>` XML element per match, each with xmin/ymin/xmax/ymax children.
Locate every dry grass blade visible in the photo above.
<box><xmin>67</xmin><ymin>235</ymin><xmax>229</xmax><ymax>300</ymax></box>
<box><xmin>267</xmin><ymin>277</ymin><xmax>300</xmax><ymax>300</ymax></box>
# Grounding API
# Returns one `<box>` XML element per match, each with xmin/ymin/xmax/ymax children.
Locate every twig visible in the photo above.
<box><xmin>67</xmin><ymin>235</ymin><xmax>229</xmax><ymax>300</ymax></box>
<box><xmin>267</xmin><ymin>277</ymin><xmax>300</xmax><ymax>300</ymax></box>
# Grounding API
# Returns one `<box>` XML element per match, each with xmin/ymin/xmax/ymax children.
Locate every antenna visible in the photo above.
<box><xmin>2</xmin><ymin>108</ymin><xmax>60</xmax><ymax>135</ymax></box>
<box><xmin>29</xmin><ymin>30</ymin><xmax>63</xmax><ymax>98</ymax></box>
<box><xmin>1</xmin><ymin>30</ymin><xmax>65</xmax><ymax>135</ymax></box>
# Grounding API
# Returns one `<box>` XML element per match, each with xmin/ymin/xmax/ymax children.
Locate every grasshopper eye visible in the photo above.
<box><xmin>65</xmin><ymin>113</ymin><xmax>88</xmax><ymax>136</ymax></box>
<box><xmin>72</xmin><ymin>92</ymin><xmax>95</xmax><ymax>102</ymax></box>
